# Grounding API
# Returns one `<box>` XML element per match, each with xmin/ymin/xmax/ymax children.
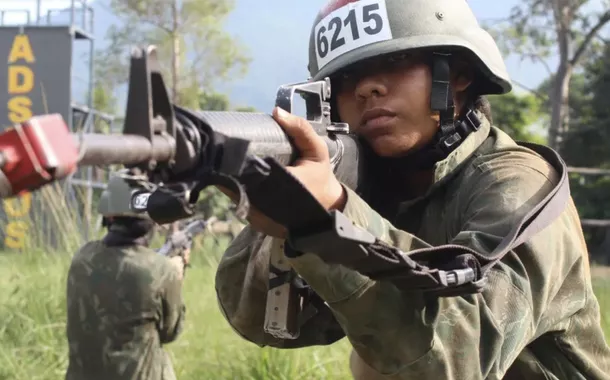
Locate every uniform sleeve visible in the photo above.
<box><xmin>286</xmin><ymin>157</ymin><xmax>575</xmax><ymax>379</ymax></box>
<box><xmin>159</xmin><ymin>259</ymin><xmax>187</xmax><ymax>344</ymax></box>
<box><xmin>214</xmin><ymin>227</ymin><xmax>273</xmax><ymax>346</ymax></box>
<box><xmin>215</xmin><ymin>224</ymin><xmax>348</xmax><ymax>348</ymax></box>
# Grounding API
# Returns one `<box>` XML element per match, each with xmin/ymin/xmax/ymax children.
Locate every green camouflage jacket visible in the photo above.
<box><xmin>65</xmin><ymin>241</ymin><xmax>185</xmax><ymax>380</ymax></box>
<box><xmin>215</xmin><ymin>110</ymin><xmax>610</xmax><ymax>379</ymax></box>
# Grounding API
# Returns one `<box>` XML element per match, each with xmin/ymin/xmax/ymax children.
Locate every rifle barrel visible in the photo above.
<box><xmin>73</xmin><ymin>133</ymin><xmax>175</xmax><ymax>166</ymax></box>
<box><xmin>67</xmin><ymin>111</ymin><xmax>361</xmax><ymax>190</ymax></box>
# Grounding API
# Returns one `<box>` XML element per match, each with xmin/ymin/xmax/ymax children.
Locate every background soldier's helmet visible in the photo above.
<box><xmin>307</xmin><ymin>0</ymin><xmax>512</xmax><ymax>96</ymax></box>
<box><xmin>97</xmin><ymin>171</ymin><xmax>150</xmax><ymax>219</ymax></box>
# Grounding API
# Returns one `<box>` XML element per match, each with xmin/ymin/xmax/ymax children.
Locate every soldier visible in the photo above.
<box><xmin>65</xmin><ymin>172</ymin><xmax>188</xmax><ymax>380</ymax></box>
<box><xmin>214</xmin><ymin>0</ymin><xmax>610</xmax><ymax>379</ymax></box>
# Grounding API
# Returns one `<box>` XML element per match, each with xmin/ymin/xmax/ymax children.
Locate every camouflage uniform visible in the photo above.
<box><xmin>65</xmin><ymin>239</ymin><xmax>185</xmax><ymax>380</ymax></box>
<box><xmin>215</xmin><ymin>112</ymin><xmax>610</xmax><ymax>379</ymax></box>
<box><xmin>214</xmin><ymin>0</ymin><xmax>610</xmax><ymax>377</ymax></box>
<box><xmin>65</xmin><ymin>173</ymin><xmax>186</xmax><ymax>380</ymax></box>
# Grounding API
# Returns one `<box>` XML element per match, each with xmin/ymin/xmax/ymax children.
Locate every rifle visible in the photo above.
<box><xmin>157</xmin><ymin>217</ymin><xmax>213</xmax><ymax>257</ymax></box>
<box><xmin>0</xmin><ymin>45</ymin><xmax>571</xmax><ymax>347</ymax></box>
<box><xmin>0</xmin><ymin>45</ymin><xmax>363</xmax><ymax>341</ymax></box>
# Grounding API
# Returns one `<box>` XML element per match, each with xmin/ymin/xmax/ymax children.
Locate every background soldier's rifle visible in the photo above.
<box><xmin>157</xmin><ymin>217</ymin><xmax>214</xmax><ymax>258</ymax></box>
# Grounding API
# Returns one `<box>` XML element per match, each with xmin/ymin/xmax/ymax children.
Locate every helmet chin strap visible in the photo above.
<box><xmin>430</xmin><ymin>52</ymin><xmax>456</xmax><ymax>141</ymax></box>
<box><xmin>428</xmin><ymin>52</ymin><xmax>483</xmax><ymax>160</ymax></box>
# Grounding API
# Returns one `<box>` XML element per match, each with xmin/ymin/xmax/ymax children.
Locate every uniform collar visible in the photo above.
<box><xmin>395</xmin><ymin>110</ymin><xmax>491</xmax><ymax>210</ymax></box>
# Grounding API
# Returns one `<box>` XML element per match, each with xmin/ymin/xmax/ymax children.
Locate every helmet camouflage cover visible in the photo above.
<box><xmin>98</xmin><ymin>171</ymin><xmax>150</xmax><ymax>219</ymax></box>
<box><xmin>308</xmin><ymin>0</ymin><xmax>512</xmax><ymax>95</ymax></box>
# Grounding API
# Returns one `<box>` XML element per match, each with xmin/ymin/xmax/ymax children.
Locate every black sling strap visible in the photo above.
<box><xmin>241</xmin><ymin>138</ymin><xmax>570</xmax><ymax>297</ymax></box>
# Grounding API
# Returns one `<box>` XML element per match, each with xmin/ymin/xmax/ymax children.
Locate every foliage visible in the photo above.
<box><xmin>235</xmin><ymin>106</ymin><xmax>258</xmax><ymax>112</ymax></box>
<box><xmin>553</xmin><ymin>41</ymin><xmax>610</xmax><ymax>260</ymax></box>
<box><xmin>96</xmin><ymin>0</ymin><xmax>251</xmax><ymax>108</ymax></box>
<box><xmin>88</xmin><ymin>85</ymin><xmax>118</xmax><ymax>134</ymax></box>
<box><xmin>487</xmin><ymin>0</ymin><xmax>610</xmax><ymax>150</ymax></box>
<box><xmin>560</xmin><ymin>42</ymin><xmax>610</xmax><ymax>167</ymax></box>
<box><xmin>199</xmin><ymin>91</ymin><xmax>231</xmax><ymax>111</ymax></box>
<box><xmin>198</xmin><ymin>91</ymin><xmax>258</xmax><ymax>112</ymax></box>
<box><xmin>536</xmin><ymin>74</ymin><xmax>593</xmax><ymax>135</ymax></box>
<box><xmin>487</xmin><ymin>92</ymin><xmax>545</xmax><ymax>143</ymax></box>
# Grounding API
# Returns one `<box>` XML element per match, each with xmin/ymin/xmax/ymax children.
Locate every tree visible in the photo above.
<box><xmin>487</xmin><ymin>93</ymin><xmax>545</xmax><ymax>143</ymax></box>
<box><xmin>488</xmin><ymin>0</ymin><xmax>610</xmax><ymax>151</ymax></box>
<box><xmin>198</xmin><ymin>91</ymin><xmax>258</xmax><ymax>112</ymax></box>
<box><xmin>96</xmin><ymin>0</ymin><xmax>251</xmax><ymax>108</ymax></box>
<box><xmin>91</xmin><ymin>84</ymin><xmax>117</xmax><ymax>134</ymax></box>
<box><xmin>537</xmin><ymin>40</ymin><xmax>610</xmax><ymax>166</ymax></box>
<box><xmin>199</xmin><ymin>91</ymin><xmax>230</xmax><ymax>111</ymax></box>
<box><xmin>554</xmin><ymin>41</ymin><xmax>610</xmax><ymax>262</ymax></box>
<box><xmin>234</xmin><ymin>106</ymin><xmax>257</xmax><ymax>112</ymax></box>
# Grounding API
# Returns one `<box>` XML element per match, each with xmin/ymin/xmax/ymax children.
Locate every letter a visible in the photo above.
<box><xmin>8</xmin><ymin>35</ymin><xmax>35</xmax><ymax>64</ymax></box>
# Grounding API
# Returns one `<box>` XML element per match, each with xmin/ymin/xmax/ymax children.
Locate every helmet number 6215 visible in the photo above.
<box><xmin>315</xmin><ymin>0</ymin><xmax>392</xmax><ymax>69</ymax></box>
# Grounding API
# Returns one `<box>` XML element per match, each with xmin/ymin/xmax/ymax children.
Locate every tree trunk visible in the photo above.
<box><xmin>548</xmin><ymin>62</ymin><xmax>573</xmax><ymax>152</ymax></box>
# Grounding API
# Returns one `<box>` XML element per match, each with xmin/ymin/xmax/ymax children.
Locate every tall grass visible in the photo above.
<box><xmin>0</xmin><ymin>186</ymin><xmax>609</xmax><ymax>379</ymax></box>
<box><xmin>0</xmin><ymin>244</ymin><xmax>354</xmax><ymax>380</ymax></box>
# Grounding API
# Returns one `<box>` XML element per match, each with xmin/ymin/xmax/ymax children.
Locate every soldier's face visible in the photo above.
<box><xmin>334</xmin><ymin>54</ymin><xmax>471</xmax><ymax>157</ymax></box>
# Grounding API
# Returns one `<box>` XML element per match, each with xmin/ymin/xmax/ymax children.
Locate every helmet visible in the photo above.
<box><xmin>307</xmin><ymin>0</ymin><xmax>511</xmax><ymax>96</ymax></box>
<box><xmin>98</xmin><ymin>171</ymin><xmax>150</xmax><ymax>219</ymax></box>
<box><xmin>307</xmin><ymin>0</ymin><xmax>511</xmax><ymax>168</ymax></box>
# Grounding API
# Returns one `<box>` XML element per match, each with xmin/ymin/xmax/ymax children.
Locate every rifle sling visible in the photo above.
<box><xmin>244</xmin><ymin>141</ymin><xmax>570</xmax><ymax>297</ymax></box>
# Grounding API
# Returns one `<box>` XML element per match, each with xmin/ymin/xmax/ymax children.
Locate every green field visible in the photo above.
<box><xmin>0</xmin><ymin>239</ymin><xmax>609</xmax><ymax>380</ymax></box>
<box><xmin>0</xmin><ymin>237</ymin><xmax>354</xmax><ymax>380</ymax></box>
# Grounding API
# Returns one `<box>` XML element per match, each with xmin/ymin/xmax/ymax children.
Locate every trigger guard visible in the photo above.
<box><xmin>209</xmin><ymin>173</ymin><xmax>250</xmax><ymax>221</ymax></box>
<box><xmin>227</xmin><ymin>176</ymin><xmax>250</xmax><ymax>220</ymax></box>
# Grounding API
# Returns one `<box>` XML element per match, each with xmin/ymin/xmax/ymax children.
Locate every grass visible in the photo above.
<box><xmin>0</xmin><ymin>237</ymin><xmax>353</xmax><ymax>380</ymax></box>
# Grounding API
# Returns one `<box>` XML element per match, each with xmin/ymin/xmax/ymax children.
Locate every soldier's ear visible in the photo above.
<box><xmin>450</xmin><ymin>58</ymin><xmax>474</xmax><ymax>93</ymax></box>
